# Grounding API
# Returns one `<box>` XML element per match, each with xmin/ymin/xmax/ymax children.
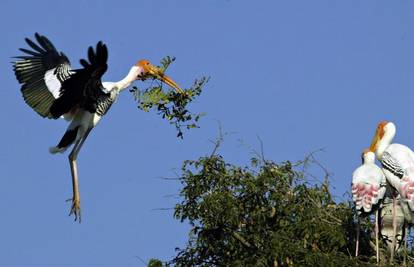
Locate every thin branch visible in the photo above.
<box><xmin>258</xmin><ymin>136</ymin><xmax>265</xmax><ymax>162</ymax></box>
<box><xmin>303</xmin><ymin>191</ymin><xmax>342</xmax><ymax>224</ymax></box>
<box><xmin>134</xmin><ymin>256</ymin><xmax>147</xmax><ymax>266</ymax></box>
<box><xmin>156</xmin><ymin>176</ymin><xmax>183</xmax><ymax>181</ymax></box>
<box><xmin>209</xmin><ymin>121</ymin><xmax>225</xmax><ymax>157</ymax></box>
<box><xmin>232</xmin><ymin>232</ymin><xmax>252</xmax><ymax>248</ymax></box>
<box><xmin>151</xmin><ymin>207</ymin><xmax>175</xmax><ymax>211</ymax></box>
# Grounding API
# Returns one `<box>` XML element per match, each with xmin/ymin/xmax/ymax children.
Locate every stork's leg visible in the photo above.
<box><xmin>403</xmin><ymin>223</ymin><xmax>407</xmax><ymax>267</ymax></box>
<box><xmin>375</xmin><ymin>209</ymin><xmax>379</xmax><ymax>264</ymax></box>
<box><xmin>390</xmin><ymin>195</ymin><xmax>397</xmax><ymax>264</ymax></box>
<box><xmin>355</xmin><ymin>218</ymin><xmax>360</xmax><ymax>257</ymax></box>
<box><xmin>68</xmin><ymin>128</ymin><xmax>92</xmax><ymax>222</ymax></box>
<box><xmin>68</xmin><ymin>148</ymin><xmax>81</xmax><ymax>221</ymax></box>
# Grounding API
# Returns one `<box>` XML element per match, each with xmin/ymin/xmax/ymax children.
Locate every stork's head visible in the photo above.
<box><xmin>361</xmin><ymin>148</ymin><xmax>375</xmax><ymax>164</ymax></box>
<box><xmin>135</xmin><ymin>59</ymin><xmax>183</xmax><ymax>93</ymax></box>
<box><xmin>369</xmin><ymin>121</ymin><xmax>396</xmax><ymax>154</ymax></box>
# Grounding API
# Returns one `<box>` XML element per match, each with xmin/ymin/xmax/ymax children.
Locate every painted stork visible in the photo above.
<box><xmin>12</xmin><ymin>33</ymin><xmax>183</xmax><ymax>221</ymax></box>
<box><xmin>352</xmin><ymin>149</ymin><xmax>386</xmax><ymax>214</ymax></box>
<box><xmin>369</xmin><ymin>120</ymin><xmax>414</xmax><ymax>260</ymax></box>
<box><xmin>369</xmin><ymin>121</ymin><xmax>414</xmax><ymax>212</ymax></box>
<box><xmin>352</xmin><ymin>149</ymin><xmax>386</xmax><ymax>260</ymax></box>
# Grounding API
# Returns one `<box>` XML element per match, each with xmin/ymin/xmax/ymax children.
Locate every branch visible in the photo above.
<box><xmin>304</xmin><ymin>191</ymin><xmax>342</xmax><ymax>225</ymax></box>
<box><xmin>232</xmin><ymin>232</ymin><xmax>252</xmax><ymax>248</ymax></box>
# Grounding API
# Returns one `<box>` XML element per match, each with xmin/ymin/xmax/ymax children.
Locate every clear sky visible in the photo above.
<box><xmin>1</xmin><ymin>0</ymin><xmax>414</xmax><ymax>266</ymax></box>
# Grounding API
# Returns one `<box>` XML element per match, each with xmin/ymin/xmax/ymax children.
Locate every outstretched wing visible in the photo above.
<box><xmin>13</xmin><ymin>33</ymin><xmax>72</xmax><ymax>118</ymax></box>
<box><xmin>49</xmin><ymin>41</ymin><xmax>108</xmax><ymax>119</ymax></box>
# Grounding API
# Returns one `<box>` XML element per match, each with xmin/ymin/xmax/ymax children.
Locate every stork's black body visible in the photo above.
<box><xmin>50</xmin><ymin>41</ymin><xmax>110</xmax><ymax>118</ymax></box>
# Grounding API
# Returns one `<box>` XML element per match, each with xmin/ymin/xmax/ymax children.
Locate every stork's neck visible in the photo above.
<box><xmin>363</xmin><ymin>151</ymin><xmax>376</xmax><ymax>164</ymax></box>
<box><xmin>376</xmin><ymin>123</ymin><xmax>396</xmax><ymax>159</ymax></box>
<box><xmin>114</xmin><ymin>66</ymin><xmax>141</xmax><ymax>92</ymax></box>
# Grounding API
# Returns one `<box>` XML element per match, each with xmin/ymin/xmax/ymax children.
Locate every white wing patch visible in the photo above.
<box><xmin>44</xmin><ymin>68</ymin><xmax>62</xmax><ymax>98</ymax></box>
<box><xmin>102</xmin><ymin>82</ymin><xmax>116</xmax><ymax>93</ymax></box>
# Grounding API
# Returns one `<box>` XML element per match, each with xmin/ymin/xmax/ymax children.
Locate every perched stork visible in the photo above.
<box><xmin>369</xmin><ymin>121</ymin><xmax>414</xmax><ymax>261</ymax></box>
<box><xmin>352</xmin><ymin>149</ymin><xmax>386</xmax><ymax>214</ymax></box>
<box><xmin>369</xmin><ymin>121</ymin><xmax>414</xmax><ymax>211</ymax></box>
<box><xmin>12</xmin><ymin>33</ymin><xmax>183</xmax><ymax>221</ymax></box>
<box><xmin>352</xmin><ymin>149</ymin><xmax>386</xmax><ymax>260</ymax></box>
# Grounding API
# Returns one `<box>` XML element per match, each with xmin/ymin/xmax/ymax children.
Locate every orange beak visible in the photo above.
<box><xmin>145</xmin><ymin>64</ymin><xmax>183</xmax><ymax>94</ymax></box>
<box><xmin>369</xmin><ymin>133</ymin><xmax>379</xmax><ymax>152</ymax></box>
<box><xmin>369</xmin><ymin>121</ymin><xmax>387</xmax><ymax>152</ymax></box>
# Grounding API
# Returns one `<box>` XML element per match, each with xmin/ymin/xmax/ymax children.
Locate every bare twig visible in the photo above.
<box><xmin>134</xmin><ymin>256</ymin><xmax>147</xmax><ymax>266</ymax></box>
<box><xmin>151</xmin><ymin>207</ymin><xmax>175</xmax><ymax>211</ymax></box>
<box><xmin>209</xmin><ymin>121</ymin><xmax>225</xmax><ymax>157</ymax></box>
<box><xmin>156</xmin><ymin>176</ymin><xmax>183</xmax><ymax>181</ymax></box>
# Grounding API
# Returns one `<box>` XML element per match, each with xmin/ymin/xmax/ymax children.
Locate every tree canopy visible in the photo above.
<box><xmin>147</xmin><ymin>141</ymin><xmax>413</xmax><ymax>266</ymax></box>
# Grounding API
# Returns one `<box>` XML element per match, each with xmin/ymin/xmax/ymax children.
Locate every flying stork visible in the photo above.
<box><xmin>369</xmin><ymin>121</ymin><xmax>414</xmax><ymax>260</ymax></box>
<box><xmin>352</xmin><ymin>149</ymin><xmax>386</xmax><ymax>260</ymax></box>
<box><xmin>12</xmin><ymin>33</ymin><xmax>183</xmax><ymax>221</ymax></box>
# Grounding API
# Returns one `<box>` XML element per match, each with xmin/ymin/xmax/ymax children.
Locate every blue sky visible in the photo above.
<box><xmin>1</xmin><ymin>0</ymin><xmax>414</xmax><ymax>266</ymax></box>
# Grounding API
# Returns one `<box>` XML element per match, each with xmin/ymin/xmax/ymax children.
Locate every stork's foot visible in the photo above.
<box><xmin>67</xmin><ymin>197</ymin><xmax>81</xmax><ymax>222</ymax></box>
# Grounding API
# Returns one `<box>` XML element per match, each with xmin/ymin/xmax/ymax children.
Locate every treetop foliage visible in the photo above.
<box><xmin>169</xmin><ymin>149</ymin><xmax>369</xmax><ymax>266</ymax></box>
<box><xmin>143</xmin><ymin>129</ymin><xmax>414</xmax><ymax>266</ymax></box>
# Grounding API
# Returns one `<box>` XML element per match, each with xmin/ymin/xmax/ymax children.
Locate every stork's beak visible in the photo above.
<box><xmin>145</xmin><ymin>64</ymin><xmax>184</xmax><ymax>94</ymax></box>
<box><xmin>369</xmin><ymin>122</ymin><xmax>387</xmax><ymax>152</ymax></box>
<box><xmin>369</xmin><ymin>133</ymin><xmax>379</xmax><ymax>152</ymax></box>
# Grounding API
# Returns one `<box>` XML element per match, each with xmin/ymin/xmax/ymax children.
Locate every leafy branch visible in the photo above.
<box><xmin>130</xmin><ymin>56</ymin><xmax>208</xmax><ymax>138</ymax></box>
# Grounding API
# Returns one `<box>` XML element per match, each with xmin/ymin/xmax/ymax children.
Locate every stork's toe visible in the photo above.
<box><xmin>68</xmin><ymin>198</ymin><xmax>81</xmax><ymax>222</ymax></box>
